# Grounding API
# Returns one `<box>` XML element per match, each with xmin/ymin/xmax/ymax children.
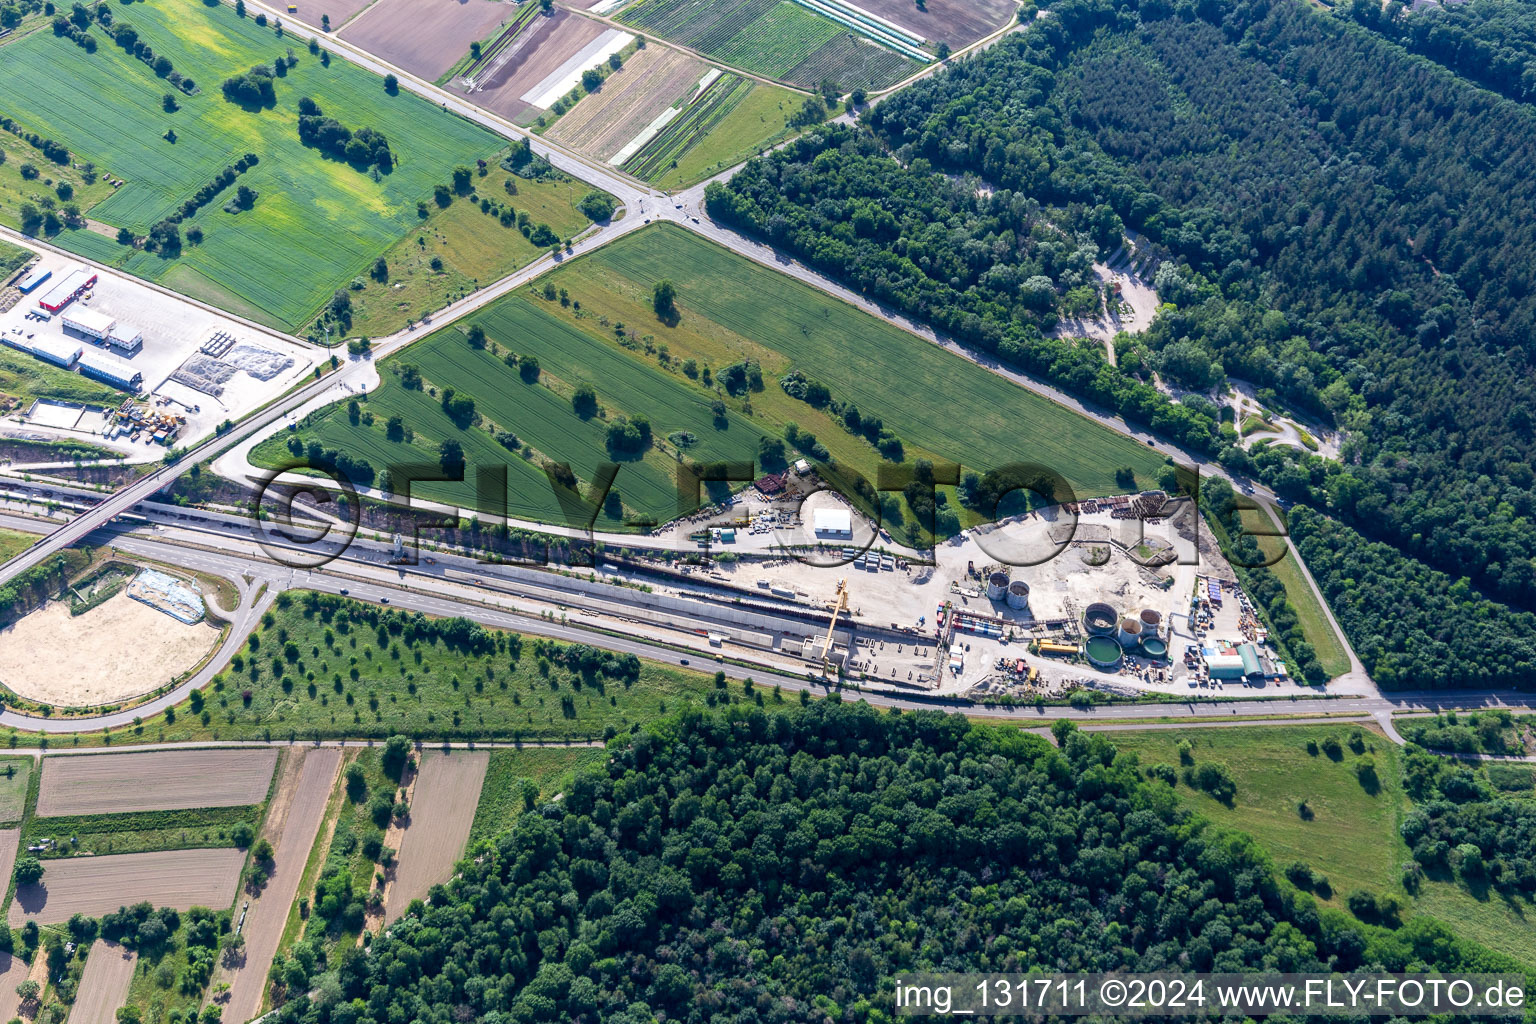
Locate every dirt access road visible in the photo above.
<box><xmin>219</xmin><ymin>747</ymin><xmax>342</xmax><ymax>1024</ymax></box>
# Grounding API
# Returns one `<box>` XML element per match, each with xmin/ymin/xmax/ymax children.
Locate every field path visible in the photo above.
<box><xmin>221</xmin><ymin>747</ymin><xmax>342</xmax><ymax>1024</ymax></box>
<box><xmin>383</xmin><ymin>750</ymin><xmax>488</xmax><ymax>924</ymax></box>
<box><xmin>67</xmin><ymin>941</ymin><xmax>137</xmax><ymax>1024</ymax></box>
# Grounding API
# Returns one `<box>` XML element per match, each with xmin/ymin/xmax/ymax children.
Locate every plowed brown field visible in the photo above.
<box><xmin>9</xmin><ymin>849</ymin><xmax>245</xmax><ymax>925</ymax></box>
<box><xmin>384</xmin><ymin>750</ymin><xmax>487</xmax><ymax>924</ymax></box>
<box><xmin>36</xmin><ymin>749</ymin><xmax>277</xmax><ymax>817</ymax></box>
<box><xmin>67</xmin><ymin>941</ymin><xmax>137</xmax><ymax>1024</ymax></box>
<box><xmin>547</xmin><ymin>47</ymin><xmax>706</xmax><ymax>160</ymax></box>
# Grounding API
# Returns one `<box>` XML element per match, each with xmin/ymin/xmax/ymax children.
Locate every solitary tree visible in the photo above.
<box><xmin>383</xmin><ymin>73</ymin><xmax>398</xmax><ymax>94</ymax></box>
<box><xmin>14</xmin><ymin>857</ymin><xmax>42</xmax><ymax>886</ymax></box>
<box><xmin>653</xmin><ymin>279</ymin><xmax>677</xmax><ymax>319</ymax></box>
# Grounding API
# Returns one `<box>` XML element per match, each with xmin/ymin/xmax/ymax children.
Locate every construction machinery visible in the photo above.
<box><xmin>819</xmin><ymin>578</ymin><xmax>850</xmax><ymax>675</ymax></box>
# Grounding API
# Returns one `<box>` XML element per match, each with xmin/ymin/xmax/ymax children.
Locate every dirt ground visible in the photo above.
<box><xmin>279</xmin><ymin>0</ymin><xmax>380</xmax><ymax>31</ymax></box>
<box><xmin>450</xmin><ymin>10</ymin><xmax>605</xmax><ymax>122</ymax></box>
<box><xmin>0</xmin><ymin>593</ymin><xmax>219</xmax><ymax>707</ymax></box>
<box><xmin>36</xmin><ymin>750</ymin><xmax>278</xmax><ymax>817</ymax></box>
<box><xmin>383</xmin><ymin>750</ymin><xmax>487</xmax><ymax>924</ymax></box>
<box><xmin>340</xmin><ymin>0</ymin><xmax>514</xmax><ymax>78</ymax></box>
<box><xmin>219</xmin><ymin>748</ymin><xmax>341</xmax><ymax>1024</ymax></box>
<box><xmin>9</xmin><ymin>849</ymin><xmax>246</xmax><ymax>926</ymax></box>
<box><xmin>851</xmin><ymin>0</ymin><xmax>1016</xmax><ymax>48</ymax></box>
<box><xmin>547</xmin><ymin>47</ymin><xmax>707</xmax><ymax>160</ymax></box>
<box><xmin>0</xmin><ymin>950</ymin><xmax>28</xmax><ymax>1023</ymax></box>
<box><xmin>67</xmin><ymin>941</ymin><xmax>137</xmax><ymax>1024</ymax></box>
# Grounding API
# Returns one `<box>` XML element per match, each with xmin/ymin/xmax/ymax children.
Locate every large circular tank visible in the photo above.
<box><xmin>1006</xmin><ymin>579</ymin><xmax>1031</xmax><ymax>610</ymax></box>
<box><xmin>1085</xmin><ymin>635</ymin><xmax>1123</xmax><ymax>669</ymax></box>
<box><xmin>1139</xmin><ymin>608</ymin><xmax>1162</xmax><ymax>638</ymax></box>
<box><xmin>986</xmin><ymin>570</ymin><xmax>1010</xmax><ymax>601</ymax></box>
<box><xmin>1118</xmin><ymin>617</ymin><xmax>1144</xmax><ymax>646</ymax></box>
<box><xmin>1084</xmin><ymin>602</ymin><xmax>1118</xmax><ymax>636</ymax></box>
<box><xmin>1140</xmin><ymin>636</ymin><xmax>1169</xmax><ymax>660</ymax></box>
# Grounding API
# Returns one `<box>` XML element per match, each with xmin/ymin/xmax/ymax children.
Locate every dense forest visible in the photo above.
<box><xmin>261</xmin><ymin>705</ymin><xmax>1520</xmax><ymax>1024</ymax></box>
<box><xmin>1343</xmin><ymin>0</ymin><xmax>1536</xmax><ymax>104</ymax></box>
<box><xmin>707</xmin><ymin>0</ymin><xmax>1536</xmax><ymax>688</ymax></box>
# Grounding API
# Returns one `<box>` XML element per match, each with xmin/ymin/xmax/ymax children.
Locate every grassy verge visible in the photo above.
<box><xmin>469</xmin><ymin>746</ymin><xmax>606</xmax><ymax>847</ymax></box>
<box><xmin>21</xmin><ymin>805</ymin><xmax>261</xmax><ymax>858</ymax></box>
<box><xmin>0</xmin><ymin>757</ymin><xmax>30</xmax><ymax>825</ymax></box>
<box><xmin>1237</xmin><ymin>504</ymin><xmax>1352</xmax><ymax>678</ymax></box>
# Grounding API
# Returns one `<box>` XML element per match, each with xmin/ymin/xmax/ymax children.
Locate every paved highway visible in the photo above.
<box><xmin>0</xmin><ymin>509</ymin><xmax>1528</xmax><ymax>742</ymax></box>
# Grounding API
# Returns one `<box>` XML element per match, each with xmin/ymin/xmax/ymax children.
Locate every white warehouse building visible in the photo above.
<box><xmin>813</xmin><ymin>507</ymin><xmax>853</xmax><ymax>539</ymax></box>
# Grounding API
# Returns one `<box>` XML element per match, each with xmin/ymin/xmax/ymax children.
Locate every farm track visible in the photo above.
<box><xmin>35</xmin><ymin>749</ymin><xmax>278</xmax><ymax>817</ymax></box>
<box><xmin>220</xmin><ymin>747</ymin><xmax>342</xmax><ymax>1024</ymax></box>
<box><xmin>8</xmin><ymin>848</ymin><xmax>246</xmax><ymax>925</ymax></box>
<box><xmin>66</xmin><ymin>941</ymin><xmax>137</xmax><ymax>1024</ymax></box>
<box><xmin>383</xmin><ymin>750</ymin><xmax>488</xmax><ymax>924</ymax></box>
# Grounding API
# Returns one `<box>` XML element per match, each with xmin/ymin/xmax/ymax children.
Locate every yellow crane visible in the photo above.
<box><xmin>819</xmin><ymin>578</ymin><xmax>850</xmax><ymax>674</ymax></box>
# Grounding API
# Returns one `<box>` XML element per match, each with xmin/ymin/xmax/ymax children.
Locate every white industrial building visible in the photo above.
<box><xmin>62</xmin><ymin>307</ymin><xmax>115</xmax><ymax>341</ymax></box>
<box><xmin>76</xmin><ymin>347</ymin><xmax>143</xmax><ymax>391</ymax></box>
<box><xmin>2</xmin><ymin>333</ymin><xmax>81</xmax><ymax>368</ymax></box>
<box><xmin>813</xmin><ymin>507</ymin><xmax>853</xmax><ymax>538</ymax></box>
<box><xmin>107</xmin><ymin>323</ymin><xmax>143</xmax><ymax>354</ymax></box>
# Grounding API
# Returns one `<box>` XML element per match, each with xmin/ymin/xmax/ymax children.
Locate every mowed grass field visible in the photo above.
<box><xmin>340</xmin><ymin>173</ymin><xmax>594</xmax><ymax>339</ymax></box>
<box><xmin>1105</xmin><ymin>724</ymin><xmax>1536</xmax><ymax>969</ymax></box>
<box><xmin>1237</xmin><ymin>505</ymin><xmax>1352</xmax><ymax>679</ymax></box>
<box><xmin>0</xmin><ymin>0</ymin><xmax>502</xmax><ymax>328</ymax></box>
<box><xmin>260</xmin><ymin>226</ymin><xmax>1161</xmax><ymax>528</ymax></box>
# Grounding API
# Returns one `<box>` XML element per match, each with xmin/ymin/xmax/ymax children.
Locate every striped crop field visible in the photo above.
<box><xmin>621</xmin><ymin>0</ymin><xmax>919</xmax><ymax>89</ymax></box>
<box><xmin>624</xmin><ymin>73</ymin><xmax>755</xmax><ymax>179</ymax></box>
<box><xmin>0</xmin><ymin>0</ymin><xmax>502</xmax><ymax>329</ymax></box>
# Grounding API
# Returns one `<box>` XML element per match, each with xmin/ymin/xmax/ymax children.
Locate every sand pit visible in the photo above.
<box><xmin>37</xmin><ymin>750</ymin><xmax>278</xmax><ymax>817</ymax></box>
<box><xmin>67</xmin><ymin>941</ymin><xmax>137</xmax><ymax>1024</ymax></box>
<box><xmin>10</xmin><ymin>848</ymin><xmax>246</xmax><ymax>925</ymax></box>
<box><xmin>385</xmin><ymin>750</ymin><xmax>487</xmax><ymax>924</ymax></box>
<box><xmin>0</xmin><ymin>592</ymin><xmax>219</xmax><ymax>707</ymax></box>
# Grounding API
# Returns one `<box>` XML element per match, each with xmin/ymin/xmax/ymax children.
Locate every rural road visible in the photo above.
<box><xmin>0</xmin><ymin>0</ymin><xmax>1363</xmax><ymax>703</ymax></box>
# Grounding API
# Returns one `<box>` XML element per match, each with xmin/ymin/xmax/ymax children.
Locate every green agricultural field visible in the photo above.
<box><xmin>0</xmin><ymin>756</ymin><xmax>30</xmax><ymax>824</ymax></box>
<box><xmin>546</xmin><ymin>226</ymin><xmax>1165</xmax><ymax>498</ymax></box>
<box><xmin>710</xmin><ymin>2</ymin><xmax>839</xmax><ymax>79</ymax></box>
<box><xmin>1108</xmin><ymin>725</ymin><xmax>1404</xmax><ymax>902</ymax></box>
<box><xmin>20</xmin><ymin>805</ymin><xmax>263</xmax><ymax>858</ymax></box>
<box><xmin>72</xmin><ymin>591</ymin><xmax>771</xmax><ymax>748</ymax></box>
<box><xmin>0</xmin><ymin>0</ymin><xmax>502</xmax><ymax>328</ymax></box>
<box><xmin>631</xmin><ymin>78</ymin><xmax>803</xmax><ymax>189</ymax></box>
<box><xmin>337</xmin><ymin>173</ymin><xmax>596</xmax><ymax>339</ymax></box>
<box><xmin>0</xmin><ymin>238</ymin><xmax>30</xmax><ymax>276</ymax></box>
<box><xmin>260</xmin><ymin>225</ymin><xmax>1161</xmax><ymax>533</ymax></box>
<box><xmin>469</xmin><ymin>747</ymin><xmax>605</xmax><ymax>846</ymax></box>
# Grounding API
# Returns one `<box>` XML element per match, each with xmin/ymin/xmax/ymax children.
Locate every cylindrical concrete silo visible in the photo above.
<box><xmin>986</xmin><ymin>570</ymin><xmax>1009</xmax><ymax>601</ymax></box>
<box><xmin>1139</xmin><ymin>608</ymin><xmax>1162</xmax><ymax>638</ymax></box>
<box><xmin>1084</xmin><ymin>602</ymin><xmax>1117</xmax><ymax>636</ymax></box>
<box><xmin>1118</xmin><ymin>616</ymin><xmax>1144</xmax><ymax>647</ymax></box>
<box><xmin>1006</xmin><ymin>579</ymin><xmax>1030</xmax><ymax>610</ymax></box>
